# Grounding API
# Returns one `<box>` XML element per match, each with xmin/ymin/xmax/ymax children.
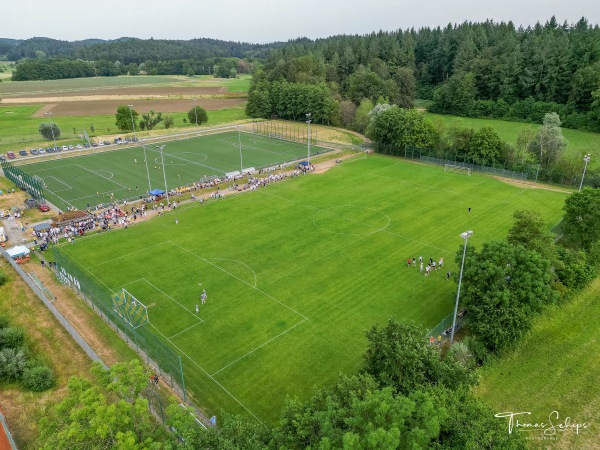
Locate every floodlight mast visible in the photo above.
<box><xmin>450</xmin><ymin>230</ymin><xmax>473</xmax><ymax>344</ymax></box>
<box><xmin>579</xmin><ymin>154</ymin><xmax>591</xmax><ymax>192</ymax></box>
<box><xmin>129</xmin><ymin>105</ymin><xmax>152</xmax><ymax>194</ymax></box>
<box><xmin>238</xmin><ymin>125</ymin><xmax>243</xmax><ymax>174</ymax></box>
<box><xmin>306</xmin><ymin>113</ymin><xmax>312</xmax><ymax>165</ymax></box>
<box><xmin>157</xmin><ymin>145</ymin><xmax>169</xmax><ymax>205</ymax></box>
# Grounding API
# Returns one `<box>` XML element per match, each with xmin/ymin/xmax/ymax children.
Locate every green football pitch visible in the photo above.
<box><xmin>54</xmin><ymin>155</ymin><xmax>568</xmax><ymax>423</ymax></box>
<box><xmin>18</xmin><ymin>131</ymin><xmax>326</xmax><ymax>211</ymax></box>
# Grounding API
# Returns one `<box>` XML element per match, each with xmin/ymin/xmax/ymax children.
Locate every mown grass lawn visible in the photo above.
<box><xmin>54</xmin><ymin>154</ymin><xmax>568</xmax><ymax>423</ymax></box>
<box><xmin>475</xmin><ymin>277</ymin><xmax>600</xmax><ymax>449</ymax></box>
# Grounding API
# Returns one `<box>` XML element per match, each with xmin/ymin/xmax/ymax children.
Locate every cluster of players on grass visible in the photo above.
<box><xmin>408</xmin><ymin>256</ymin><xmax>450</xmax><ymax>279</ymax></box>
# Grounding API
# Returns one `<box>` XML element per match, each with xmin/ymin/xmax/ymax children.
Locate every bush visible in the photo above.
<box><xmin>0</xmin><ymin>316</ymin><xmax>9</xmax><ymax>329</ymax></box>
<box><xmin>23</xmin><ymin>365</ymin><xmax>55</xmax><ymax>391</ymax></box>
<box><xmin>0</xmin><ymin>348</ymin><xmax>28</xmax><ymax>380</ymax></box>
<box><xmin>463</xmin><ymin>336</ymin><xmax>491</xmax><ymax>366</ymax></box>
<box><xmin>0</xmin><ymin>270</ymin><xmax>6</xmax><ymax>286</ymax></box>
<box><xmin>0</xmin><ymin>326</ymin><xmax>26</xmax><ymax>349</ymax></box>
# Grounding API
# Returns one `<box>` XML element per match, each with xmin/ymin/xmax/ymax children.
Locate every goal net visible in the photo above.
<box><xmin>444</xmin><ymin>164</ymin><xmax>472</xmax><ymax>176</ymax></box>
<box><xmin>112</xmin><ymin>289</ymin><xmax>149</xmax><ymax>329</ymax></box>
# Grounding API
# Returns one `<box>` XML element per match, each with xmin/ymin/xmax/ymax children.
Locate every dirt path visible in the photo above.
<box><xmin>493</xmin><ymin>176</ymin><xmax>572</xmax><ymax>194</ymax></box>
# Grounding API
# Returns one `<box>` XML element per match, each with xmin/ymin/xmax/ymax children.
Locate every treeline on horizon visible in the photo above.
<box><xmin>3</xmin><ymin>16</ymin><xmax>600</xmax><ymax>133</ymax></box>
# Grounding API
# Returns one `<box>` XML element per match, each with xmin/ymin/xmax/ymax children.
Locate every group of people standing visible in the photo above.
<box><xmin>407</xmin><ymin>256</ymin><xmax>450</xmax><ymax>280</ymax></box>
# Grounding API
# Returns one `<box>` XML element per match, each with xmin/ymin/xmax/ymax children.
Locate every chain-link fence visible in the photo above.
<box><xmin>425</xmin><ymin>310</ymin><xmax>466</xmax><ymax>343</ymax></box>
<box><xmin>52</xmin><ymin>246</ymin><xmax>187</xmax><ymax>402</ymax></box>
<box><xmin>1</xmin><ymin>159</ymin><xmax>45</xmax><ymax>201</ymax></box>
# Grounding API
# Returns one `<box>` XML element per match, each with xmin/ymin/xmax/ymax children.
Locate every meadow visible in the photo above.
<box><xmin>476</xmin><ymin>277</ymin><xmax>600</xmax><ymax>449</ymax></box>
<box><xmin>18</xmin><ymin>131</ymin><xmax>328</xmax><ymax>211</ymax></box>
<box><xmin>425</xmin><ymin>112</ymin><xmax>600</xmax><ymax>167</ymax></box>
<box><xmin>54</xmin><ymin>154</ymin><xmax>568</xmax><ymax>423</ymax></box>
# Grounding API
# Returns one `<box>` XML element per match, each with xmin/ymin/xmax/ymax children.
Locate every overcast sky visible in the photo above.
<box><xmin>3</xmin><ymin>0</ymin><xmax>599</xmax><ymax>43</ymax></box>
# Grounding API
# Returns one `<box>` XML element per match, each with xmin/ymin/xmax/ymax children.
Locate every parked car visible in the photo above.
<box><xmin>55</xmin><ymin>147</ymin><xmax>62</xmax><ymax>152</ymax></box>
<box><xmin>61</xmin><ymin>145</ymin><xmax>68</xmax><ymax>151</ymax></box>
<box><xmin>0</xmin><ymin>155</ymin><xmax>6</xmax><ymax>161</ymax></box>
<box><xmin>92</xmin><ymin>142</ymin><xmax>98</xmax><ymax>147</ymax></box>
<box><xmin>19</xmin><ymin>150</ymin><xmax>27</xmax><ymax>156</ymax></box>
<box><xmin>76</xmin><ymin>144</ymin><xmax>83</xmax><ymax>149</ymax></box>
<box><xmin>98</xmin><ymin>141</ymin><xmax>104</xmax><ymax>146</ymax></box>
<box><xmin>47</xmin><ymin>147</ymin><xmax>54</xmax><ymax>153</ymax></box>
<box><xmin>30</xmin><ymin>149</ymin><xmax>39</xmax><ymax>155</ymax></box>
<box><xmin>104</xmin><ymin>141</ymin><xmax>111</xmax><ymax>145</ymax></box>
<box><xmin>39</xmin><ymin>149</ymin><xmax>46</xmax><ymax>154</ymax></box>
<box><xmin>68</xmin><ymin>145</ymin><xmax>74</xmax><ymax>150</ymax></box>
<box><xmin>38</xmin><ymin>203</ymin><xmax>51</xmax><ymax>212</ymax></box>
<box><xmin>7</xmin><ymin>152</ymin><xmax>16</xmax><ymax>159</ymax></box>
<box><xmin>84</xmin><ymin>143</ymin><xmax>90</xmax><ymax>148</ymax></box>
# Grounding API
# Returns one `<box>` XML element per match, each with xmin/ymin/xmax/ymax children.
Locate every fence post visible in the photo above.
<box><xmin>179</xmin><ymin>355</ymin><xmax>187</xmax><ymax>402</ymax></box>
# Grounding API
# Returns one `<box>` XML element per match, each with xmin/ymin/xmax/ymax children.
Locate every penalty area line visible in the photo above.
<box><xmin>147</xmin><ymin>323</ymin><xmax>264</xmax><ymax>426</ymax></box>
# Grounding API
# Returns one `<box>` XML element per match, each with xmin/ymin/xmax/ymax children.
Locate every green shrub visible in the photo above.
<box><xmin>23</xmin><ymin>365</ymin><xmax>55</xmax><ymax>391</ymax></box>
<box><xmin>0</xmin><ymin>316</ymin><xmax>9</xmax><ymax>329</ymax></box>
<box><xmin>0</xmin><ymin>348</ymin><xmax>28</xmax><ymax>380</ymax></box>
<box><xmin>0</xmin><ymin>326</ymin><xmax>26</xmax><ymax>349</ymax></box>
<box><xmin>0</xmin><ymin>270</ymin><xmax>7</xmax><ymax>286</ymax></box>
<box><xmin>463</xmin><ymin>336</ymin><xmax>492</xmax><ymax>366</ymax></box>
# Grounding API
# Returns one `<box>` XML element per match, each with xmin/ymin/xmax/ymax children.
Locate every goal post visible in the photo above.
<box><xmin>444</xmin><ymin>164</ymin><xmax>472</xmax><ymax>176</ymax></box>
<box><xmin>112</xmin><ymin>289</ymin><xmax>149</xmax><ymax>329</ymax></box>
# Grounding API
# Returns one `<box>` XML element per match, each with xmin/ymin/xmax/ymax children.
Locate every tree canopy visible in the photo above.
<box><xmin>38</xmin><ymin>122</ymin><xmax>60</xmax><ymax>140</ymax></box>
<box><xmin>115</xmin><ymin>105</ymin><xmax>138</xmax><ymax>132</ymax></box>
<box><xmin>187</xmin><ymin>106</ymin><xmax>208</xmax><ymax>126</ymax></box>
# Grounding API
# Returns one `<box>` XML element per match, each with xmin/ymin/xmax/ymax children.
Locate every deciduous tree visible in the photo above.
<box><xmin>561</xmin><ymin>187</ymin><xmax>600</xmax><ymax>250</ymax></box>
<box><xmin>38</xmin><ymin>123</ymin><xmax>61</xmax><ymax>140</ymax></box>
<box><xmin>115</xmin><ymin>105</ymin><xmax>138</xmax><ymax>132</ymax></box>
<box><xmin>187</xmin><ymin>106</ymin><xmax>208</xmax><ymax>126</ymax></box>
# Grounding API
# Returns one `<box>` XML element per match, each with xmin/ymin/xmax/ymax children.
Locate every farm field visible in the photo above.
<box><xmin>425</xmin><ymin>112</ymin><xmax>600</xmax><ymax>167</ymax></box>
<box><xmin>476</xmin><ymin>277</ymin><xmax>600</xmax><ymax>449</ymax></box>
<box><xmin>17</xmin><ymin>130</ymin><xmax>328</xmax><ymax>211</ymax></box>
<box><xmin>54</xmin><ymin>154</ymin><xmax>568</xmax><ymax>423</ymax></box>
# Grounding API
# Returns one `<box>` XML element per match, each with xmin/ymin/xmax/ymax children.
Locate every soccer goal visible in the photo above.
<box><xmin>112</xmin><ymin>288</ymin><xmax>149</xmax><ymax>329</ymax></box>
<box><xmin>444</xmin><ymin>164</ymin><xmax>472</xmax><ymax>176</ymax></box>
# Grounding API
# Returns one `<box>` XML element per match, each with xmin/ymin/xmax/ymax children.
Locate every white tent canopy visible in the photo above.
<box><xmin>6</xmin><ymin>245</ymin><xmax>30</xmax><ymax>258</ymax></box>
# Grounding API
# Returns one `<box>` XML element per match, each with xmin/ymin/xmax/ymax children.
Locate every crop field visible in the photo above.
<box><xmin>53</xmin><ymin>155</ymin><xmax>568</xmax><ymax>423</ymax></box>
<box><xmin>18</xmin><ymin>130</ymin><xmax>326</xmax><ymax>210</ymax></box>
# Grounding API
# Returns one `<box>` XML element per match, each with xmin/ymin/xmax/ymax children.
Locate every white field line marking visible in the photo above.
<box><xmin>92</xmin><ymin>169</ymin><xmax>115</xmax><ymax>179</ymax></box>
<box><xmin>258</xmin><ymin>190</ymin><xmax>457</xmax><ymax>255</ymax></box>
<box><xmin>142</xmin><ymin>277</ymin><xmax>204</xmax><ymax>323</ymax></box>
<box><xmin>211</xmin><ymin>318</ymin><xmax>307</xmax><ymax>377</ymax></box>
<box><xmin>46</xmin><ymin>175</ymin><xmax>73</xmax><ymax>191</ymax></box>
<box><xmin>87</xmin><ymin>241</ymin><xmax>169</xmax><ymax>268</ymax></box>
<box><xmin>74</xmin><ymin>163</ymin><xmax>128</xmax><ymax>189</ymax></box>
<box><xmin>68</xmin><ymin>187</ymin><xmax>129</xmax><ymax>202</ymax></box>
<box><xmin>209</xmin><ymin>257</ymin><xmax>257</xmax><ymax>288</ymax></box>
<box><xmin>169</xmin><ymin>241</ymin><xmax>308</xmax><ymax>321</ymax></box>
<box><xmin>146</xmin><ymin>146</ymin><xmax>225</xmax><ymax>174</ymax></box>
<box><xmin>44</xmin><ymin>186</ymin><xmax>76</xmax><ymax>210</ymax></box>
<box><xmin>148</xmin><ymin>322</ymin><xmax>264</xmax><ymax>425</ymax></box>
<box><xmin>168</xmin><ymin>321</ymin><xmax>203</xmax><ymax>339</ymax></box>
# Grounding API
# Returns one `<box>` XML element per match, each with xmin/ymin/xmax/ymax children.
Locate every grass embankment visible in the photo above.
<box><xmin>476</xmin><ymin>277</ymin><xmax>600</xmax><ymax>449</ymax></box>
<box><xmin>0</xmin><ymin>255</ymin><xmax>139</xmax><ymax>448</ymax></box>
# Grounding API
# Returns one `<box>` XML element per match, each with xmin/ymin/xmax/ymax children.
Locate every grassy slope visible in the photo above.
<box><xmin>475</xmin><ymin>277</ymin><xmax>600</xmax><ymax>449</ymax></box>
<box><xmin>56</xmin><ymin>155</ymin><xmax>567</xmax><ymax>422</ymax></box>
<box><xmin>425</xmin><ymin>112</ymin><xmax>600</xmax><ymax>167</ymax></box>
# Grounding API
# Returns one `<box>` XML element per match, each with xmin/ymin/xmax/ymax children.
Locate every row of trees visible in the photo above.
<box><xmin>365</xmin><ymin>105</ymin><xmax>576</xmax><ymax>173</ymax></box>
<box><xmin>11</xmin><ymin>56</ymin><xmax>249</xmax><ymax>81</ymax></box>
<box><xmin>458</xmin><ymin>189</ymin><xmax>600</xmax><ymax>359</ymax></box>
<box><xmin>40</xmin><ymin>327</ymin><xmax>524</xmax><ymax>449</ymax></box>
<box><xmin>115</xmin><ymin>105</ymin><xmax>208</xmax><ymax>132</ymax></box>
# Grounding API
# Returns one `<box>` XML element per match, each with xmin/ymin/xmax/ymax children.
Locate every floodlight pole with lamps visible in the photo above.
<box><xmin>44</xmin><ymin>112</ymin><xmax>57</xmax><ymax>150</ymax></box>
<box><xmin>156</xmin><ymin>145</ymin><xmax>169</xmax><ymax>205</ymax></box>
<box><xmin>579</xmin><ymin>154</ymin><xmax>591</xmax><ymax>192</ymax></box>
<box><xmin>129</xmin><ymin>105</ymin><xmax>151</xmax><ymax>194</ymax></box>
<box><xmin>306</xmin><ymin>113</ymin><xmax>312</xmax><ymax>165</ymax></box>
<box><xmin>238</xmin><ymin>125</ymin><xmax>243</xmax><ymax>174</ymax></box>
<box><xmin>450</xmin><ymin>230</ymin><xmax>473</xmax><ymax>344</ymax></box>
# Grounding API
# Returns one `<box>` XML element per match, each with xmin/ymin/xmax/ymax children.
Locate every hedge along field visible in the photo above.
<box><xmin>55</xmin><ymin>155</ymin><xmax>568</xmax><ymax>422</ymax></box>
<box><xmin>425</xmin><ymin>112</ymin><xmax>600</xmax><ymax>167</ymax></box>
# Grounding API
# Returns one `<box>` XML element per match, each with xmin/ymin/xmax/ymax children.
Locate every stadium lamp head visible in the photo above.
<box><xmin>460</xmin><ymin>231</ymin><xmax>473</xmax><ymax>239</ymax></box>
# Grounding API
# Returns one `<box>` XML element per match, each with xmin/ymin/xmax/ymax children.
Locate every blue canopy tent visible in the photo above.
<box><xmin>298</xmin><ymin>161</ymin><xmax>309</xmax><ymax>167</ymax></box>
<box><xmin>149</xmin><ymin>189</ymin><xmax>165</xmax><ymax>196</ymax></box>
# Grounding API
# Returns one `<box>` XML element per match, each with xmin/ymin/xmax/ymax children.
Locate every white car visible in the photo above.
<box><xmin>62</xmin><ymin>145</ymin><xmax>68</xmax><ymax>151</ymax></box>
<box><xmin>76</xmin><ymin>144</ymin><xmax>83</xmax><ymax>149</ymax></box>
<box><xmin>98</xmin><ymin>141</ymin><xmax>104</xmax><ymax>146</ymax></box>
<box><xmin>68</xmin><ymin>145</ymin><xmax>74</xmax><ymax>150</ymax></box>
<box><xmin>39</xmin><ymin>149</ymin><xmax>46</xmax><ymax>154</ymax></box>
